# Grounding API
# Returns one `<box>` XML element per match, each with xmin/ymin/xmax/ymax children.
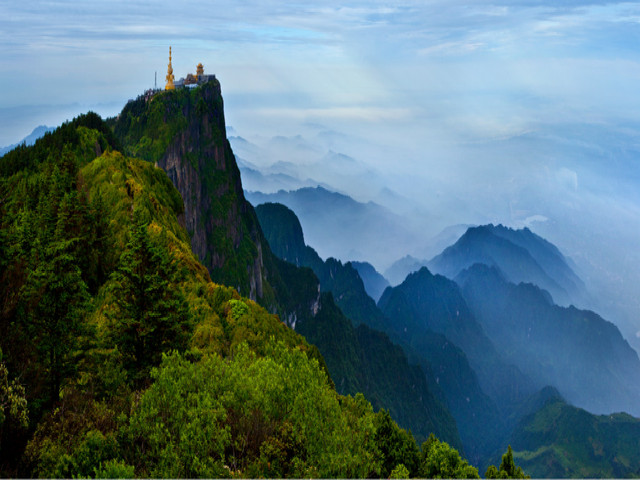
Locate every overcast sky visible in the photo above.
<box><xmin>1</xmin><ymin>0</ymin><xmax>639</xmax><ymax>146</ymax></box>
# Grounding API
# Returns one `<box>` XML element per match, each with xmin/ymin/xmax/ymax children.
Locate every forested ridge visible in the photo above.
<box><xmin>0</xmin><ymin>95</ymin><xmax>516</xmax><ymax>477</ymax></box>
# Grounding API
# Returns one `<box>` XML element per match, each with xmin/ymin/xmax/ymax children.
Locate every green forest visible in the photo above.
<box><xmin>0</xmin><ymin>104</ymin><xmax>532</xmax><ymax>478</ymax></box>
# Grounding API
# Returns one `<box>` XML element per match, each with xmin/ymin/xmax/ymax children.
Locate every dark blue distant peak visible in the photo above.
<box><xmin>458</xmin><ymin>262</ymin><xmax>506</xmax><ymax>282</ymax></box>
<box><xmin>404</xmin><ymin>265</ymin><xmax>434</xmax><ymax>282</ymax></box>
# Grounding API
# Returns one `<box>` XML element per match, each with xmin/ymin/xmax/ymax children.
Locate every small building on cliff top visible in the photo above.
<box><xmin>165</xmin><ymin>47</ymin><xmax>215</xmax><ymax>90</ymax></box>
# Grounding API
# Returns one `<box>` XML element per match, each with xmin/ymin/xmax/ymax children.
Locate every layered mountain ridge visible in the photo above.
<box><xmin>254</xmin><ymin>201</ymin><xmax>461</xmax><ymax>448</ymax></box>
<box><xmin>245</xmin><ymin>186</ymin><xmax>418</xmax><ymax>268</ymax></box>
<box><xmin>429</xmin><ymin>224</ymin><xmax>588</xmax><ymax>307</ymax></box>
<box><xmin>456</xmin><ymin>262</ymin><xmax>640</xmax><ymax>417</ymax></box>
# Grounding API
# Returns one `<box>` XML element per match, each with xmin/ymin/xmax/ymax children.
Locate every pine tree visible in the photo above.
<box><xmin>373</xmin><ymin>409</ymin><xmax>420</xmax><ymax>478</ymax></box>
<box><xmin>109</xmin><ymin>209</ymin><xmax>191</xmax><ymax>385</ymax></box>
<box><xmin>485</xmin><ymin>445</ymin><xmax>529</xmax><ymax>479</ymax></box>
<box><xmin>20</xmin><ymin>190</ymin><xmax>90</xmax><ymax>407</ymax></box>
<box><xmin>86</xmin><ymin>189</ymin><xmax>113</xmax><ymax>290</ymax></box>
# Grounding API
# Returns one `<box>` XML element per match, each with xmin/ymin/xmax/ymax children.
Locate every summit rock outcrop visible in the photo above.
<box><xmin>113</xmin><ymin>80</ymin><xmax>272</xmax><ymax>302</ymax></box>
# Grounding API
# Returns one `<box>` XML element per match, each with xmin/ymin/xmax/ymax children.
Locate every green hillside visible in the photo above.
<box><xmin>509</xmin><ymin>395</ymin><xmax>640</xmax><ymax>478</ymax></box>
<box><xmin>111</xmin><ymin>80</ymin><xmax>279</xmax><ymax>305</ymax></box>
<box><xmin>0</xmin><ymin>90</ymin><xmax>478</xmax><ymax>477</ymax></box>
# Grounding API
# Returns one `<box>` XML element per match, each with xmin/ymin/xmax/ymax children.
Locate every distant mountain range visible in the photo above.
<box><xmin>381</xmin><ymin>223</ymin><xmax>640</xmax><ymax>417</ymax></box>
<box><xmin>430</xmin><ymin>224</ymin><xmax>588</xmax><ymax>307</ymax></box>
<box><xmin>230</xmin><ymin>134</ymin><xmax>384</xmax><ymax>196</ymax></box>
<box><xmin>246</xmin><ymin>187</ymin><xmax>421</xmax><ymax>269</ymax></box>
<box><xmin>384</xmin><ymin>255</ymin><xmax>429</xmax><ymax>286</ymax></box>
<box><xmin>0</xmin><ymin>125</ymin><xmax>54</xmax><ymax>156</ymax></box>
<box><xmin>377</xmin><ymin>266</ymin><xmax>538</xmax><ymax>465</ymax></box>
<box><xmin>379</xmin><ymin>267</ymin><xmax>537</xmax><ymax>409</ymax></box>
<box><xmin>456</xmin><ymin>262</ymin><xmax>640</xmax><ymax>417</ymax></box>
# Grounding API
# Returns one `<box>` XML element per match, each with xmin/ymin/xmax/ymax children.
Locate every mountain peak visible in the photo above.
<box><xmin>0</xmin><ymin>124</ymin><xmax>56</xmax><ymax>157</ymax></box>
<box><xmin>455</xmin><ymin>262</ymin><xmax>507</xmax><ymax>286</ymax></box>
<box><xmin>429</xmin><ymin>223</ymin><xmax>584</xmax><ymax>306</ymax></box>
<box><xmin>404</xmin><ymin>265</ymin><xmax>435</xmax><ymax>283</ymax></box>
<box><xmin>112</xmin><ymin>80</ymin><xmax>276</xmax><ymax>302</ymax></box>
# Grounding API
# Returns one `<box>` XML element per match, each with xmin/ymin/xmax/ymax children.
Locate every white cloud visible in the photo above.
<box><xmin>557</xmin><ymin>168</ymin><xmax>579</xmax><ymax>192</ymax></box>
<box><xmin>418</xmin><ymin>41</ymin><xmax>485</xmax><ymax>57</ymax></box>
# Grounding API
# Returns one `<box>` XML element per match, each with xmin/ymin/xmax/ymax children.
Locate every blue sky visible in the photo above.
<box><xmin>2</xmin><ymin>0</ymin><xmax>640</xmax><ymax>349</ymax></box>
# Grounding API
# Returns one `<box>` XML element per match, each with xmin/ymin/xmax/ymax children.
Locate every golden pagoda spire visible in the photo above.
<box><xmin>165</xmin><ymin>46</ymin><xmax>175</xmax><ymax>90</ymax></box>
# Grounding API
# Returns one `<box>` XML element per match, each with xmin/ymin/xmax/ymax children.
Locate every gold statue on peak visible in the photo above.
<box><xmin>196</xmin><ymin>63</ymin><xmax>204</xmax><ymax>80</ymax></box>
<box><xmin>165</xmin><ymin>46</ymin><xmax>175</xmax><ymax>90</ymax></box>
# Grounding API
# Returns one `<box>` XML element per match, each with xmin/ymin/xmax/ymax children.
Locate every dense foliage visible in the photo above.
<box><xmin>26</xmin><ymin>340</ymin><xmax>381</xmax><ymax>478</ymax></box>
<box><xmin>421</xmin><ymin>436</ymin><xmax>479</xmax><ymax>479</ymax></box>
<box><xmin>0</xmin><ymin>352</ymin><xmax>28</xmax><ymax>448</ymax></box>
<box><xmin>507</xmin><ymin>396</ymin><xmax>640</xmax><ymax>478</ymax></box>
<box><xmin>0</xmin><ymin>109</ymin><xmax>484</xmax><ymax>478</ymax></box>
<box><xmin>0</xmin><ymin>115</ymin><xmax>319</xmax><ymax>475</ymax></box>
<box><xmin>485</xmin><ymin>446</ymin><xmax>529</xmax><ymax>479</ymax></box>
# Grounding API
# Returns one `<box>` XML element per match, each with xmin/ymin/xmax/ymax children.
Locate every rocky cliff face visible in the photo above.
<box><xmin>113</xmin><ymin>80</ymin><xmax>270</xmax><ymax>301</ymax></box>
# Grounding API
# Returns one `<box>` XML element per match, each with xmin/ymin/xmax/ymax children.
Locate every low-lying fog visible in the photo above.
<box><xmin>233</xmin><ymin>118</ymin><xmax>640</xmax><ymax>356</ymax></box>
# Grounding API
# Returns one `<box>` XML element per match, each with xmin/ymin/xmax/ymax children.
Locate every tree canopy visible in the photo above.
<box><xmin>485</xmin><ymin>445</ymin><xmax>530</xmax><ymax>479</ymax></box>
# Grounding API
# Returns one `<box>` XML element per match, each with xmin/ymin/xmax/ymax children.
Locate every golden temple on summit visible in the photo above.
<box><xmin>165</xmin><ymin>47</ymin><xmax>175</xmax><ymax>90</ymax></box>
<box><xmin>165</xmin><ymin>47</ymin><xmax>214</xmax><ymax>91</ymax></box>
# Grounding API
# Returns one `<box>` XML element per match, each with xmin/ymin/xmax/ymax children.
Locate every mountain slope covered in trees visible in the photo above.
<box><xmin>0</xmin><ymin>84</ymin><xmax>480</xmax><ymax>478</ymax></box>
<box><xmin>507</xmin><ymin>391</ymin><xmax>640</xmax><ymax>478</ymax></box>
<box><xmin>255</xmin><ymin>201</ymin><xmax>461</xmax><ymax>449</ymax></box>
<box><xmin>0</xmin><ymin>114</ymin><xmax>340</xmax><ymax>475</ymax></box>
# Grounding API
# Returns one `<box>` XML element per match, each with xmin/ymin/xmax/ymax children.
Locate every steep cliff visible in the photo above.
<box><xmin>112</xmin><ymin>80</ymin><xmax>273</xmax><ymax>302</ymax></box>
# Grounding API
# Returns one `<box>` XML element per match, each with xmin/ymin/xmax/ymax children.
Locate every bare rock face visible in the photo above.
<box><xmin>158</xmin><ymin>135</ymin><xmax>210</xmax><ymax>262</ymax></box>
<box><xmin>166</xmin><ymin>83</ymin><xmax>266</xmax><ymax>300</ymax></box>
<box><xmin>116</xmin><ymin>80</ymin><xmax>269</xmax><ymax>301</ymax></box>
